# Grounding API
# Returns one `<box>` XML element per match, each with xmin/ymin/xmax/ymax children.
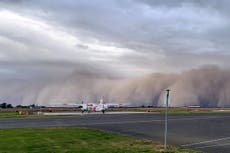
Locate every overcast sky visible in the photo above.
<box><xmin>0</xmin><ymin>0</ymin><xmax>230</xmax><ymax>80</ymax></box>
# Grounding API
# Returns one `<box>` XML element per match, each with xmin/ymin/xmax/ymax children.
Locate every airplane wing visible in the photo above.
<box><xmin>106</xmin><ymin>103</ymin><xmax>123</xmax><ymax>107</ymax></box>
<box><xmin>51</xmin><ymin>103</ymin><xmax>83</xmax><ymax>107</ymax></box>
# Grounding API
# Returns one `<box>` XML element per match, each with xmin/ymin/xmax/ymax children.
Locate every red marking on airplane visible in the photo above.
<box><xmin>93</xmin><ymin>105</ymin><xmax>97</xmax><ymax>111</ymax></box>
<box><xmin>87</xmin><ymin>103</ymin><xmax>93</xmax><ymax>106</ymax></box>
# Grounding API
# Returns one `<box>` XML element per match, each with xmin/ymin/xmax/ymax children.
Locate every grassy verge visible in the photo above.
<box><xmin>0</xmin><ymin>112</ymin><xmax>27</xmax><ymax>118</ymax></box>
<box><xmin>110</xmin><ymin>107</ymin><xmax>230</xmax><ymax>114</ymax></box>
<box><xmin>0</xmin><ymin>112</ymin><xmax>44</xmax><ymax>118</ymax></box>
<box><xmin>158</xmin><ymin>109</ymin><xmax>211</xmax><ymax>114</ymax></box>
<box><xmin>0</xmin><ymin>127</ymin><xmax>201</xmax><ymax>153</ymax></box>
<box><xmin>158</xmin><ymin>109</ymin><xmax>230</xmax><ymax>114</ymax></box>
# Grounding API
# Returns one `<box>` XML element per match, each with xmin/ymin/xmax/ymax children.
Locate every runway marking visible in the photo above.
<box><xmin>195</xmin><ymin>143</ymin><xmax>230</xmax><ymax>149</ymax></box>
<box><xmin>43</xmin><ymin>112</ymin><xmax>151</xmax><ymax>116</ymax></box>
<box><xmin>169</xmin><ymin>116</ymin><xmax>230</xmax><ymax>121</ymax></box>
<box><xmin>78</xmin><ymin>116</ymin><xmax>230</xmax><ymax>126</ymax></box>
<box><xmin>182</xmin><ymin>137</ymin><xmax>230</xmax><ymax>147</ymax></box>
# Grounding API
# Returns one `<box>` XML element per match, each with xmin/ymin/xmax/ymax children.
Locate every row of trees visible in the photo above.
<box><xmin>0</xmin><ymin>103</ymin><xmax>13</xmax><ymax>108</ymax></box>
<box><xmin>0</xmin><ymin>103</ymin><xmax>45</xmax><ymax>109</ymax></box>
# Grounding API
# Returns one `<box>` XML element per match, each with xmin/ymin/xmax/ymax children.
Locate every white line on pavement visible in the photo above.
<box><xmin>182</xmin><ymin>137</ymin><xmax>230</xmax><ymax>147</ymax></box>
<box><xmin>195</xmin><ymin>143</ymin><xmax>230</xmax><ymax>149</ymax></box>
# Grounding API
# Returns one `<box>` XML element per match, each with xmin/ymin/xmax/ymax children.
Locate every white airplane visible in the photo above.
<box><xmin>54</xmin><ymin>98</ymin><xmax>123</xmax><ymax>114</ymax></box>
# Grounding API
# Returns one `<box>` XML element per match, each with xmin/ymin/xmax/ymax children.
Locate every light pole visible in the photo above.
<box><xmin>164</xmin><ymin>89</ymin><xmax>170</xmax><ymax>151</ymax></box>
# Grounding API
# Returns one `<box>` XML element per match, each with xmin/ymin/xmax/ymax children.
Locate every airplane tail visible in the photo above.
<box><xmin>99</xmin><ymin>98</ymin><xmax>105</xmax><ymax>104</ymax></box>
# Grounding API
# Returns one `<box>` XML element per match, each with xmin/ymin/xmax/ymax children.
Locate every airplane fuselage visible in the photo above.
<box><xmin>81</xmin><ymin>103</ymin><xmax>108</xmax><ymax>113</ymax></box>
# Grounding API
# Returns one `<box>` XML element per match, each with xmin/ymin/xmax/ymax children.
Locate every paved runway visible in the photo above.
<box><xmin>0</xmin><ymin>112</ymin><xmax>229</xmax><ymax>153</ymax></box>
<box><xmin>43</xmin><ymin>111</ymin><xmax>150</xmax><ymax>115</ymax></box>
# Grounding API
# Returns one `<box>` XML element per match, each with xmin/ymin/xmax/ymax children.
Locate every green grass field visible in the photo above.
<box><xmin>158</xmin><ymin>109</ymin><xmax>209</xmax><ymax>114</ymax></box>
<box><xmin>0</xmin><ymin>112</ymin><xmax>41</xmax><ymax>118</ymax></box>
<box><xmin>0</xmin><ymin>127</ymin><xmax>201</xmax><ymax>153</ymax></box>
<box><xmin>158</xmin><ymin>109</ymin><xmax>230</xmax><ymax>114</ymax></box>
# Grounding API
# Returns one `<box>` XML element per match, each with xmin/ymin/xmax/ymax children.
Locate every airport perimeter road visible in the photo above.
<box><xmin>0</xmin><ymin>113</ymin><xmax>230</xmax><ymax>153</ymax></box>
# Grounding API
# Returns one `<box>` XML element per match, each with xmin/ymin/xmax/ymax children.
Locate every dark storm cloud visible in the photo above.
<box><xmin>19</xmin><ymin>0</ymin><xmax>230</xmax><ymax>72</ymax></box>
<box><xmin>1</xmin><ymin>0</ymin><xmax>230</xmax><ymax>57</ymax></box>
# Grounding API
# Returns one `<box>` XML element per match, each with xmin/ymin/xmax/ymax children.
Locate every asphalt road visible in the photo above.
<box><xmin>0</xmin><ymin>112</ymin><xmax>229</xmax><ymax>153</ymax></box>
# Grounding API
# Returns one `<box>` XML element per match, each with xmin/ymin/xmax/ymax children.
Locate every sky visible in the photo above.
<box><xmin>0</xmin><ymin>0</ymin><xmax>230</xmax><ymax>80</ymax></box>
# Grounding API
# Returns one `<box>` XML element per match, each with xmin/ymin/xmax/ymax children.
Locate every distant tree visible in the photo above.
<box><xmin>0</xmin><ymin>103</ymin><xmax>7</xmax><ymax>108</ymax></box>
<box><xmin>16</xmin><ymin>105</ymin><xmax>22</xmax><ymax>108</ymax></box>
<box><xmin>0</xmin><ymin>103</ymin><xmax>13</xmax><ymax>108</ymax></box>
<box><xmin>6</xmin><ymin>104</ymin><xmax>13</xmax><ymax>108</ymax></box>
<box><xmin>30</xmin><ymin>104</ymin><xmax>35</xmax><ymax>108</ymax></box>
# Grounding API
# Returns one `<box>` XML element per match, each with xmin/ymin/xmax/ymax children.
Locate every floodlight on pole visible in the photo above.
<box><xmin>164</xmin><ymin>89</ymin><xmax>170</xmax><ymax>151</ymax></box>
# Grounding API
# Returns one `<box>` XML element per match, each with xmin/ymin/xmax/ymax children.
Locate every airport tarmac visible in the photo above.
<box><xmin>43</xmin><ymin>111</ymin><xmax>151</xmax><ymax>115</ymax></box>
<box><xmin>0</xmin><ymin>112</ymin><xmax>229</xmax><ymax>153</ymax></box>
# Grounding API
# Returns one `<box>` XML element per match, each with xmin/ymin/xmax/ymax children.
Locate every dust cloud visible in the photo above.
<box><xmin>1</xmin><ymin>65</ymin><xmax>230</xmax><ymax>107</ymax></box>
